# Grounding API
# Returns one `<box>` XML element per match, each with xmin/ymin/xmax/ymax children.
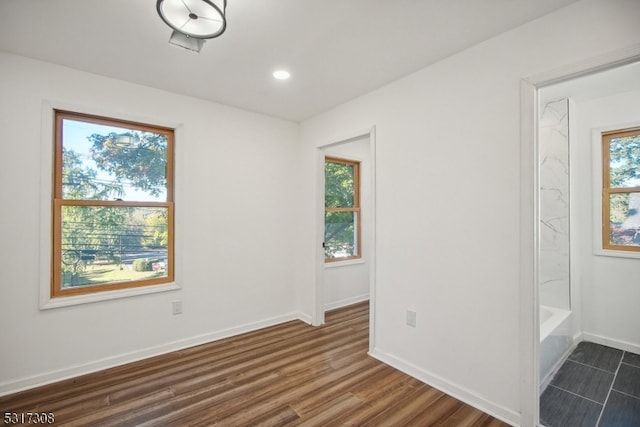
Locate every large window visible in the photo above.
<box><xmin>324</xmin><ymin>156</ymin><xmax>361</xmax><ymax>262</ymax></box>
<box><xmin>602</xmin><ymin>127</ymin><xmax>640</xmax><ymax>252</ymax></box>
<box><xmin>52</xmin><ymin>111</ymin><xmax>174</xmax><ymax>297</ymax></box>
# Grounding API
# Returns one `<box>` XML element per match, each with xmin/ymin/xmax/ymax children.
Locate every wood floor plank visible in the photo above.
<box><xmin>291</xmin><ymin>392</ymin><xmax>364</xmax><ymax>426</ymax></box>
<box><xmin>182</xmin><ymin>357</ymin><xmax>380</xmax><ymax>425</ymax></box>
<box><xmin>361</xmin><ymin>384</ymin><xmax>445</xmax><ymax>426</ymax></box>
<box><xmin>242</xmin><ymin>405</ymin><xmax>300</xmax><ymax>427</ymax></box>
<box><xmin>0</xmin><ymin>301</ymin><xmax>511</xmax><ymax>426</ymax></box>
<box><xmin>410</xmin><ymin>394</ymin><xmax>466</xmax><ymax>425</ymax></box>
<box><xmin>289</xmin><ymin>364</ymin><xmax>384</xmax><ymax>416</ymax></box>
<box><xmin>436</xmin><ymin>403</ymin><xmax>493</xmax><ymax>427</ymax></box>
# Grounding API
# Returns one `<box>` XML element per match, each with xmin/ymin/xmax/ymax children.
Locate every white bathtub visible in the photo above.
<box><xmin>539</xmin><ymin>305</ymin><xmax>572</xmax><ymax>386</ymax></box>
<box><xmin>540</xmin><ymin>305</ymin><xmax>570</xmax><ymax>342</ymax></box>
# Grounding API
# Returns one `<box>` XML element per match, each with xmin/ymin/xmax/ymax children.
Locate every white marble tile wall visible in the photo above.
<box><xmin>539</xmin><ymin>98</ymin><xmax>571</xmax><ymax>310</ymax></box>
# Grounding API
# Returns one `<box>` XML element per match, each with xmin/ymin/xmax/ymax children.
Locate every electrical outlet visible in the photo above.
<box><xmin>172</xmin><ymin>300</ymin><xmax>182</xmax><ymax>315</ymax></box>
<box><xmin>406</xmin><ymin>309</ymin><xmax>416</xmax><ymax>327</ymax></box>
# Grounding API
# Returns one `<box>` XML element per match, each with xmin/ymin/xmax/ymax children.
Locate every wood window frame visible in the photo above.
<box><xmin>324</xmin><ymin>156</ymin><xmax>361</xmax><ymax>263</ymax></box>
<box><xmin>52</xmin><ymin>110</ymin><xmax>175</xmax><ymax>298</ymax></box>
<box><xmin>602</xmin><ymin>127</ymin><xmax>640</xmax><ymax>252</ymax></box>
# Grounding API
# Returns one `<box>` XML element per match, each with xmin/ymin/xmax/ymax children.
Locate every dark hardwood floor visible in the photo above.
<box><xmin>0</xmin><ymin>302</ymin><xmax>510</xmax><ymax>426</ymax></box>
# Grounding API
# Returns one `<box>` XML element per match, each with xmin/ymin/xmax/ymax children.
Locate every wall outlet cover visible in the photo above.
<box><xmin>172</xmin><ymin>300</ymin><xmax>182</xmax><ymax>315</ymax></box>
<box><xmin>406</xmin><ymin>309</ymin><xmax>416</xmax><ymax>327</ymax></box>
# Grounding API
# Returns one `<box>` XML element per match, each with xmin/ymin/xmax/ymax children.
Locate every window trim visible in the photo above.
<box><xmin>51</xmin><ymin>110</ymin><xmax>175</xmax><ymax>298</ymax></box>
<box><xmin>324</xmin><ymin>156</ymin><xmax>361</xmax><ymax>263</ymax></box>
<box><xmin>601</xmin><ymin>126</ymin><xmax>640</xmax><ymax>253</ymax></box>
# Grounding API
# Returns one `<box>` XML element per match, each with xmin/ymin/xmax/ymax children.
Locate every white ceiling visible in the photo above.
<box><xmin>0</xmin><ymin>0</ymin><xmax>580</xmax><ymax>122</ymax></box>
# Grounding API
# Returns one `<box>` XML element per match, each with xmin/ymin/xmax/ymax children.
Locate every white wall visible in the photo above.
<box><xmin>298</xmin><ymin>0</ymin><xmax>640</xmax><ymax>424</ymax></box>
<box><xmin>573</xmin><ymin>88</ymin><xmax>640</xmax><ymax>352</ymax></box>
<box><xmin>323</xmin><ymin>137</ymin><xmax>371</xmax><ymax>310</ymax></box>
<box><xmin>0</xmin><ymin>52</ymin><xmax>302</xmax><ymax>394</ymax></box>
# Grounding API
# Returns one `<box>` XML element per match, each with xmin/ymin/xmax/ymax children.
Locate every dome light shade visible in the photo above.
<box><xmin>157</xmin><ymin>0</ymin><xmax>227</xmax><ymax>40</ymax></box>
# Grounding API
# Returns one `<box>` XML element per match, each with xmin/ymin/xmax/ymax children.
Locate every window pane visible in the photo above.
<box><xmin>325</xmin><ymin>161</ymin><xmax>355</xmax><ymax>208</ymax></box>
<box><xmin>608</xmin><ymin>193</ymin><xmax>640</xmax><ymax>247</ymax></box>
<box><xmin>61</xmin><ymin>118</ymin><xmax>168</xmax><ymax>202</ymax></box>
<box><xmin>609</xmin><ymin>134</ymin><xmax>640</xmax><ymax>188</ymax></box>
<box><xmin>325</xmin><ymin>211</ymin><xmax>358</xmax><ymax>258</ymax></box>
<box><xmin>60</xmin><ymin>205</ymin><xmax>169</xmax><ymax>288</ymax></box>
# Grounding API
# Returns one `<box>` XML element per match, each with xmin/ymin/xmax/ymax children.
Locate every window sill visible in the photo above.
<box><xmin>594</xmin><ymin>247</ymin><xmax>640</xmax><ymax>259</ymax></box>
<box><xmin>325</xmin><ymin>258</ymin><xmax>366</xmax><ymax>268</ymax></box>
<box><xmin>39</xmin><ymin>282</ymin><xmax>180</xmax><ymax>310</ymax></box>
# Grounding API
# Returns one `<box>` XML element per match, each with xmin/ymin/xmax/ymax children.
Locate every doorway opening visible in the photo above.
<box><xmin>314</xmin><ymin>127</ymin><xmax>376</xmax><ymax>353</ymax></box>
<box><xmin>520</xmin><ymin>47</ymin><xmax>640</xmax><ymax>426</ymax></box>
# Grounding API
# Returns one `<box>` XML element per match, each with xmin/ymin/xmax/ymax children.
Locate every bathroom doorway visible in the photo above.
<box><xmin>536</xmin><ymin>60</ymin><xmax>640</xmax><ymax>426</ymax></box>
<box><xmin>520</xmin><ymin>47</ymin><xmax>640</xmax><ymax>426</ymax></box>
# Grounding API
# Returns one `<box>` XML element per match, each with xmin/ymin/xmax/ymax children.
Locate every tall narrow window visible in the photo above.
<box><xmin>602</xmin><ymin>127</ymin><xmax>640</xmax><ymax>252</ymax></box>
<box><xmin>324</xmin><ymin>156</ymin><xmax>361</xmax><ymax>262</ymax></box>
<box><xmin>52</xmin><ymin>111</ymin><xmax>175</xmax><ymax>297</ymax></box>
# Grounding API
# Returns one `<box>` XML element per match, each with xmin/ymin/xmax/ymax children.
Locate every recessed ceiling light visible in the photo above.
<box><xmin>273</xmin><ymin>70</ymin><xmax>291</xmax><ymax>80</ymax></box>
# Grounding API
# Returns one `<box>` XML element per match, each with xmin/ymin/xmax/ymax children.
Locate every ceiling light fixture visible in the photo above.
<box><xmin>156</xmin><ymin>0</ymin><xmax>227</xmax><ymax>53</ymax></box>
<box><xmin>273</xmin><ymin>70</ymin><xmax>291</xmax><ymax>80</ymax></box>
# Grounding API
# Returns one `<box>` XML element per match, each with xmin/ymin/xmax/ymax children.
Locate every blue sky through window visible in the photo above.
<box><xmin>62</xmin><ymin>119</ymin><xmax>167</xmax><ymax>202</ymax></box>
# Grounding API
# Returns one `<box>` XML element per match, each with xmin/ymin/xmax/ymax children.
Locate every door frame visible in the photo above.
<box><xmin>519</xmin><ymin>45</ymin><xmax>640</xmax><ymax>427</ymax></box>
<box><xmin>314</xmin><ymin>126</ymin><xmax>377</xmax><ymax>352</ymax></box>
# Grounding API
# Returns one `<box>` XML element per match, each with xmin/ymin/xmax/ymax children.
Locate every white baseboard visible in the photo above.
<box><xmin>368</xmin><ymin>348</ymin><xmax>520</xmax><ymax>427</ymax></box>
<box><xmin>0</xmin><ymin>311</ymin><xmax>307</xmax><ymax>397</ymax></box>
<box><xmin>581</xmin><ymin>332</ymin><xmax>640</xmax><ymax>354</ymax></box>
<box><xmin>324</xmin><ymin>293</ymin><xmax>369</xmax><ymax>311</ymax></box>
<box><xmin>297</xmin><ymin>311</ymin><xmax>313</xmax><ymax>325</ymax></box>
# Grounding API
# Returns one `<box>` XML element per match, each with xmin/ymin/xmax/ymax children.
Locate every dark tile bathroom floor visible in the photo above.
<box><xmin>540</xmin><ymin>341</ymin><xmax>640</xmax><ymax>427</ymax></box>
